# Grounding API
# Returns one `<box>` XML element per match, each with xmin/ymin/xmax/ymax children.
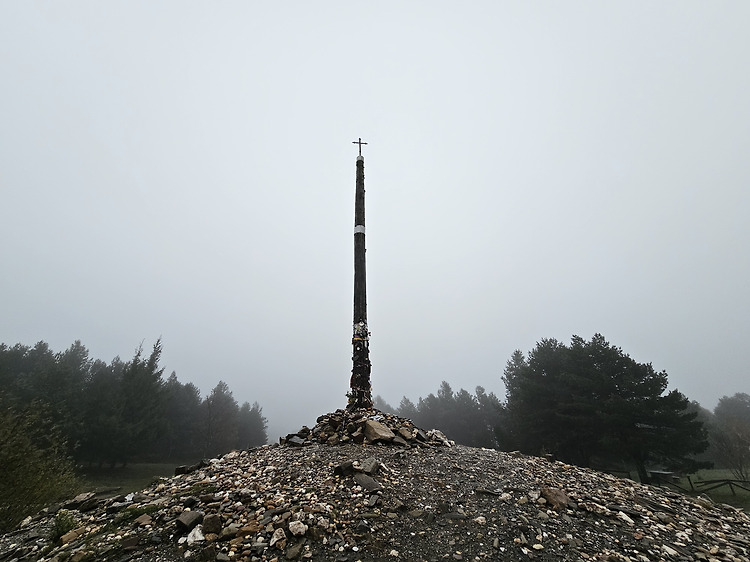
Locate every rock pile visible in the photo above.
<box><xmin>281</xmin><ymin>408</ymin><xmax>453</xmax><ymax>448</ymax></box>
<box><xmin>2</xmin><ymin>410</ymin><xmax>750</xmax><ymax>562</ymax></box>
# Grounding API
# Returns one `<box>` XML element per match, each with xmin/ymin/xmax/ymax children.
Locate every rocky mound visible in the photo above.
<box><xmin>2</xmin><ymin>409</ymin><xmax>750</xmax><ymax>562</ymax></box>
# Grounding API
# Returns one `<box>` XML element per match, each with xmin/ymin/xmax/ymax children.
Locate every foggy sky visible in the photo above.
<box><xmin>2</xmin><ymin>2</ymin><xmax>748</xmax><ymax>441</ymax></box>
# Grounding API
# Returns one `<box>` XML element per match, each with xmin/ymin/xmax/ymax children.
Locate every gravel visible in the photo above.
<box><xmin>2</xmin><ymin>410</ymin><xmax>750</xmax><ymax>562</ymax></box>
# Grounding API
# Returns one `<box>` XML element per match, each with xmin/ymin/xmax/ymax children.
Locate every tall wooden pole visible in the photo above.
<box><xmin>349</xmin><ymin>138</ymin><xmax>373</xmax><ymax>409</ymax></box>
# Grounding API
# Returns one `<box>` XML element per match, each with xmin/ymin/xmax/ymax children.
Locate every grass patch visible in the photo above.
<box><xmin>180</xmin><ymin>482</ymin><xmax>217</xmax><ymax>497</ymax></box>
<box><xmin>49</xmin><ymin>510</ymin><xmax>77</xmax><ymax>543</ymax></box>
<box><xmin>77</xmin><ymin>463</ymin><xmax>177</xmax><ymax>496</ymax></box>
<box><xmin>115</xmin><ymin>503</ymin><xmax>161</xmax><ymax>524</ymax></box>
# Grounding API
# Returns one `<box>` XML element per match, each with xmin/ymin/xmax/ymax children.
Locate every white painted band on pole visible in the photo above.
<box><xmin>354</xmin><ymin>225</ymin><xmax>366</xmax><ymax>235</ymax></box>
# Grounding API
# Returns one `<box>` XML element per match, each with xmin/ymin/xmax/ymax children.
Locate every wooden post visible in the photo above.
<box><xmin>349</xmin><ymin>139</ymin><xmax>373</xmax><ymax>409</ymax></box>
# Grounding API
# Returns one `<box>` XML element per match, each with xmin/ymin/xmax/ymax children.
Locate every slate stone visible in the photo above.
<box><xmin>64</xmin><ymin>492</ymin><xmax>96</xmax><ymax>510</ymax></box>
<box><xmin>134</xmin><ymin>513</ymin><xmax>152</xmax><ymax>526</ymax></box>
<box><xmin>219</xmin><ymin>523</ymin><xmax>240</xmax><ymax>540</ymax></box>
<box><xmin>176</xmin><ymin>510</ymin><xmax>203</xmax><ymax>531</ymax></box>
<box><xmin>353</xmin><ymin>472</ymin><xmax>382</xmax><ymax>492</ymax></box>
<box><xmin>541</xmin><ymin>486</ymin><xmax>570</xmax><ymax>510</ymax></box>
<box><xmin>201</xmin><ymin>513</ymin><xmax>222</xmax><ymax>535</ymax></box>
<box><xmin>392</xmin><ymin>435</ymin><xmax>409</xmax><ymax>447</ymax></box>
<box><xmin>120</xmin><ymin>535</ymin><xmax>140</xmax><ymax>548</ymax></box>
<box><xmin>360</xmin><ymin>457</ymin><xmax>380</xmax><ymax>474</ymax></box>
<box><xmin>334</xmin><ymin>461</ymin><xmax>356</xmax><ymax>476</ymax></box>
<box><xmin>182</xmin><ymin>496</ymin><xmax>199</xmax><ymax>508</ymax></box>
<box><xmin>285</xmin><ymin>435</ymin><xmax>307</xmax><ymax>447</ymax></box>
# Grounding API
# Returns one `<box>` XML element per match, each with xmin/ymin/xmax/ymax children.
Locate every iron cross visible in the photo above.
<box><xmin>352</xmin><ymin>137</ymin><xmax>368</xmax><ymax>156</ymax></box>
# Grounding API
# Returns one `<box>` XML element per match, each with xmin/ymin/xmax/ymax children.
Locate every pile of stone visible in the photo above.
<box><xmin>3</xmin><ymin>411</ymin><xmax>750</xmax><ymax>562</ymax></box>
<box><xmin>280</xmin><ymin>408</ymin><xmax>453</xmax><ymax>448</ymax></box>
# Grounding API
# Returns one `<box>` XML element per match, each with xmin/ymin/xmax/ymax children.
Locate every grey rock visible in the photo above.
<box><xmin>353</xmin><ymin>472</ymin><xmax>382</xmax><ymax>492</ymax></box>
<box><xmin>392</xmin><ymin>435</ymin><xmax>409</xmax><ymax>447</ymax></box>
<box><xmin>334</xmin><ymin>461</ymin><xmax>356</xmax><ymax>476</ymax></box>
<box><xmin>360</xmin><ymin>457</ymin><xmax>380</xmax><ymax>474</ymax></box>
<box><xmin>285</xmin><ymin>435</ymin><xmax>307</xmax><ymax>447</ymax></box>
<box><xmin>363</xmin><ymin>420</ymin><xmax>395</xmax><ymax>443</ymax></box>
<box><xmin>201</xmin><ymin>513</ymin><xmax>222</xmax><ymax>535</ymax></box>
<box><xmin>176</xmin><ymin>510</ymin><xmax>203</xmax><ymax>531</ymax></box>
<box><xmin>64</xmin><ymin>492</ymin><xmax>96</xmax><ymax>510</ymax></box>
<box><xmin>285</xmin><ymin>540</ymin><xmax>305</xmax><ymax>560</ymax></box>
<box><xmin>219</xmin><ymin>523</ymin><xmax>240</xmax><ymax>540</ymax></box>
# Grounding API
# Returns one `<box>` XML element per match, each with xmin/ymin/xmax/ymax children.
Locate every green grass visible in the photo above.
<box><xmin>77</xmin><ymin>463</ymin><xmax>177</xmax><ymax>496</ymax></box>
<box><xmin>676</xmin><ymin>469</ymin><xmax>750</xmax><ymax>512</ymax></box>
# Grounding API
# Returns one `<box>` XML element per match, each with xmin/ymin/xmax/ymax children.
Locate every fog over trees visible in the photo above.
<box><xmin>2</xmin><ymin>333</ymin><xmax>748</xmax><ymax>530</ymax></box>
<box><xmin>0</xmin><ymin>338</ymin><xmax>269</xmax><ymax>531</ymax></box>
<box><xmin>377</xmin><ymin>334</ymin><xmax>745</xmax><ymax>485</ymax></box>
<box><xmin>0</xmin><ymin>339</ymin><xmax>268</xmax><ymax>466</ymax></box>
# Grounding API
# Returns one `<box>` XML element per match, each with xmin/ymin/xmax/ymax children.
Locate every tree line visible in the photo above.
<box><xmin>0</xmin><ymin>339</ymin><xmax>268</xmax><ymax>466</ymax></box>
<box><xmin>377</xmin><ymin>334</ymin><xmax>749</xmax><ymax>485</ymax></box>
<box><xmin>0</xmin><ymin>338</ymin><xmax>267</xmax><ymax>531</ymax></box>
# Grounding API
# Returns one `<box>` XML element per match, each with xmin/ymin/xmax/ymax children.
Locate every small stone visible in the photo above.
<box><xmin>389</xmin><ymin>549</ymin><xmax>399</xmax><ymax>557</ymax></box>
<box><xmin>270</xmin><ymin>527</ymin><xmax>287</xmax><ymax>547</ymax></box>
<box><xmin>285</xmin><ymin>435</ymin><xmax>307</xmax><ymax>447</ymax></box>
<box><xmin>202</xmin><ymin>513</ymin><xmax>222</xmax><ymax>535</ymax></box>
<box><xmin>398</xmin><ymin>427</ymin><xmax>413</xmax><ymax>440</ymax></box>
<box><xmin>177</xmin><ymin>510</ymin><xmax>203</xmax><ymax>531</ymax></box>
<box><xmin>288</xmin><ymin>521</ymin><xmax>308</xmax><ymax>536</ymax></box>
<box><xmin>187</xmin><ymin>525</ymin><xmax>205</xmax><ymax>545</ymax></box>
<box><xmin>286</xmin><ymin>542</ymin><xmax>304</xmax><ymax>559</ymax></box>
<box><xmin>444</xmin><ymin>512</ymin><xmax>468</xmax><ymax>520</ymax></box>
<box><xmin>334</xmin><ymin>461</ymin><xmax>356</xmax><ymax>476</ymax></box>
<box><xmin>360</xmin><ymin>457</ymin><xmax>380</xmax><ymax>474</ymax></box>
<box><xmin>541</xmin><ymin>487</ymin><xmax>570</xmax><ymax>510</ymax></box>
<box><xmin>617</xmin><ymin>511</ymin><xmax>635</xmax><ymax>525</ymax></box>
<box><xmin>121</xmin><ymin>535</ymin><xmax>140</xmax><ymax>548</ymax></box>
<box><xmin>219</xmin><ymin>523</ymin><xmax>240</xmax><ymax>540</ymax></box>
<box><xmin>134</xmin><ymin>513</ymin><xmax>153</xmax><ymax>526</ymax></box>
<box><xmin>353</xmin><ymin>472</ymin><xmax>383</xmax><ymax>492</ymax></box>
<box><xmin>60</xmin><ymin>528</ymin><xmax>83</xmax><ymax>545</ymax></box>
<box><xmin>392</xmin><ymin>435</ymin><xmax>409</xmax><ymax>447</ymax></box>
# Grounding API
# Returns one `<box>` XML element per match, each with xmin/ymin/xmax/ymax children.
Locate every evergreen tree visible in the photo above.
<box><xmin>202</xmin><ymin>381</ymin><xmax>239</xmax><ymax>457</ymax></box>
<box><xmin>396</xmin><ymin>397</ymin><xmax>419</xmax><ymax>421</ymax></box>
<box><xmin>711</xmin><ymin>393</ymin><xmax>750</xmax><ymax>480</ymax></box>
<box><xmin>0</xmin><ymin>397</ymin><xmax>78</xmax><ymax>531</ymax></box>
<box><xmin>373</xmin><ymin>395</ymin><xmax>396</xmax><ymax>413</ymax></box>
<box><xmin>396</xmin><ymin>382</ymin><xmax>502</xmax><ymax>448</ymax></box>
<box><xmin>503</xmin><ymin>334</ymin><xmax>708</xmax><ymax>481</ymax></box>
<box><xmin>0</xmin><ymin>338</ymin><xmax>269</xmax><ymax>465</ymax></box>
<box><xmin>77</xmin><ymin>358</ymin><xmax>125</xmax><ymax>466</ymax></box>
<box><xmin>159</xmin><ymin>373</ymin><xmax>203</xmax><ymax>461</ymax></box>
<box><xmin>118</xmin><ymin>340</ymin><xmax>167</xmax><ymax>463</ymax></box>
<box><xmin>237</xmin><ymin>401</ymin><xmax>268</xmax><ymax>448</ymax></box>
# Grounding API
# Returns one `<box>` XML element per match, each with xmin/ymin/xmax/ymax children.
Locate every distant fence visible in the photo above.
<box><xmin>692</xmin><ymin>478</ymin><xmax>750</xmax><ymax>496</ymax></box>
<box><xmin>602</xmin><ymin>468</ymin><xmax>750</xmax><ymax>496</ymax></box>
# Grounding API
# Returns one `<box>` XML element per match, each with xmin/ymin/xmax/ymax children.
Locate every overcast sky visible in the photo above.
<box><xmin>2</xmin><ymin>2</ymin><xmax>748</xmax><ymax>441</ymax></box>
